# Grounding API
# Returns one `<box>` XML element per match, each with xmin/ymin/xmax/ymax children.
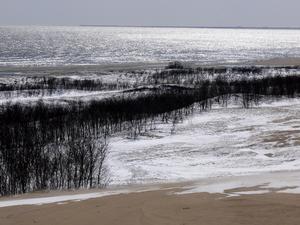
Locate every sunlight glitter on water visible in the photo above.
<box><xmin>1</xmin><ymin>26</ymin><xmax>300</xmax><ymax>66</ymax></box>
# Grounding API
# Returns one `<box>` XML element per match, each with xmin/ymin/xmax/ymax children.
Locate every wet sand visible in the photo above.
<box><xmin>1</xmin><ymin>189</ymin><xmax>300</xmax><ymax>225</ymax></box>
<box><xmin>253</xmin><ymin>57</ymin><xmax>300</xmax><ymax>66</ymax></box>
<box><xmin>1</xmin><ymin>57</ymin><xmax>300</xmax><ymax>75</ymax></box>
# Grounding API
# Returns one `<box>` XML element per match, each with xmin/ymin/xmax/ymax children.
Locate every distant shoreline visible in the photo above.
<box><xmin>79</xmin><ymin>24</ymin><xmax>300</xmax><ymax>30</ymax></box>
<box><xmin>1</xmin><ymin>24</ymin><xmax>300</xmax><ymax>30</ymax></box>
<box><xmin>0</xmin><ymin>57</ymin><xmax>300</xmax><ymax>74</ymax></box>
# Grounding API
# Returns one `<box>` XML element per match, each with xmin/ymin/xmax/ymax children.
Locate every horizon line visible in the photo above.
<box><xmin>79</xmin><ymin>24</ymin><xmax>300</xmax><ymax>30</ymax></box>
<box><xmin>1</xmin><ymin>24</ymin><xmax>300</xmax><ymax>30</ymax></box>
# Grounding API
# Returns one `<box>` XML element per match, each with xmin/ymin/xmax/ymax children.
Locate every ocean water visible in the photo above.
<box><xmin>0</xmin><ymin>26</ymin><xmax>300</xmax><ymax>67</ymax></box>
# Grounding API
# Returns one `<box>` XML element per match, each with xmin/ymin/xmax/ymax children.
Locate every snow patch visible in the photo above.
<box><xmin>0</xmin><ymin>190</ymin><xmax>130</xmax><ymax>208</ymax></box>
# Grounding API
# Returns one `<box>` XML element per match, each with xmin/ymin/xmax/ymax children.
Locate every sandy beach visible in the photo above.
<box><xmin>252</xmin><ymin>57</ymin><xmax>300</xmax><ymax>66</ymax></box>
<box><xmin>1</xmin><ymin>171</ymin><xmax>300</xmax><ymax>225</ymax></box>
<box><xmin>1</xmin><ymin>187</ymin><xmax>300</xmax><ymax>225</ymax></box>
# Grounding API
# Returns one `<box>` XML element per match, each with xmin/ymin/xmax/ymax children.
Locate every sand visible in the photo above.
<box><xmin>251</xmin><ymin>57</ymin><xmax>300</xmax><ymax>66</ymax></box>
<box><xmin>1</xmin><ymin>57</ymin><xmax>300</xmax><ymax>75</ymax></box>
<box><xmin>2</xmin><ymin>170</ymin><xmax>300</xmax><ymax>225</ymax></box>
<box><xmin>1</xmin><ymin>188</ymin><xmax>300</xmax><ymax>225</ymax></box>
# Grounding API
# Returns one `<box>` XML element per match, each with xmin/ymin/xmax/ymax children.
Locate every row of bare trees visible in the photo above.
<box><xmin>0</xmin><ymin>121</ymin><xmax>108</xmax><ymax>195</ymax></box>
<box><xmin>1</xmin><ymin>64</ymin><xmax>299</xmax><ymax>93</ymax></box>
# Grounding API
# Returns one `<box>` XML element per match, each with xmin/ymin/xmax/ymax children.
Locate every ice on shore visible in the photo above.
<box><xmin>177</xmin><ymin>170</ymin><xmax>300</xmax><ymax>196</ymax></box>
<box><xmin>0</xmin><ymin>190</ymin><xmax>131</xmax><ymax>208</ymax></box>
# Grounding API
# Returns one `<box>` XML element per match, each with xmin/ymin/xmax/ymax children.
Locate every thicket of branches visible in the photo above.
<box><xmin>1</xmin><ymin>65</ymin><xmax>299</xmax><ymax>93</ymax></box>
<box><xmin>0</xmin><ymin>78</ymin><xmax>123</xmax><ymax>92</ymax></box>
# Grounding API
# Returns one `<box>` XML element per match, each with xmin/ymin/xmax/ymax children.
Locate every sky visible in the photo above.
<box><xmin>0</xmin><ymin>0</ymin><xmax>300</xmax><ymax>27</ymax></box>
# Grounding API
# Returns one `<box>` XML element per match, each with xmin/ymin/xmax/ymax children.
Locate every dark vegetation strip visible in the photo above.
<box><xmin>1</xmin><ymin>64</ymin><xmax>300</xmax><ymax>93</ymax></box>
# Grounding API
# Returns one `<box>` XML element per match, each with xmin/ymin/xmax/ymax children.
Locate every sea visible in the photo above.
<box><xmin>0</xmin><ymin>26</ymin><xmax>300</xmax><ymax>67</ymax></box>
